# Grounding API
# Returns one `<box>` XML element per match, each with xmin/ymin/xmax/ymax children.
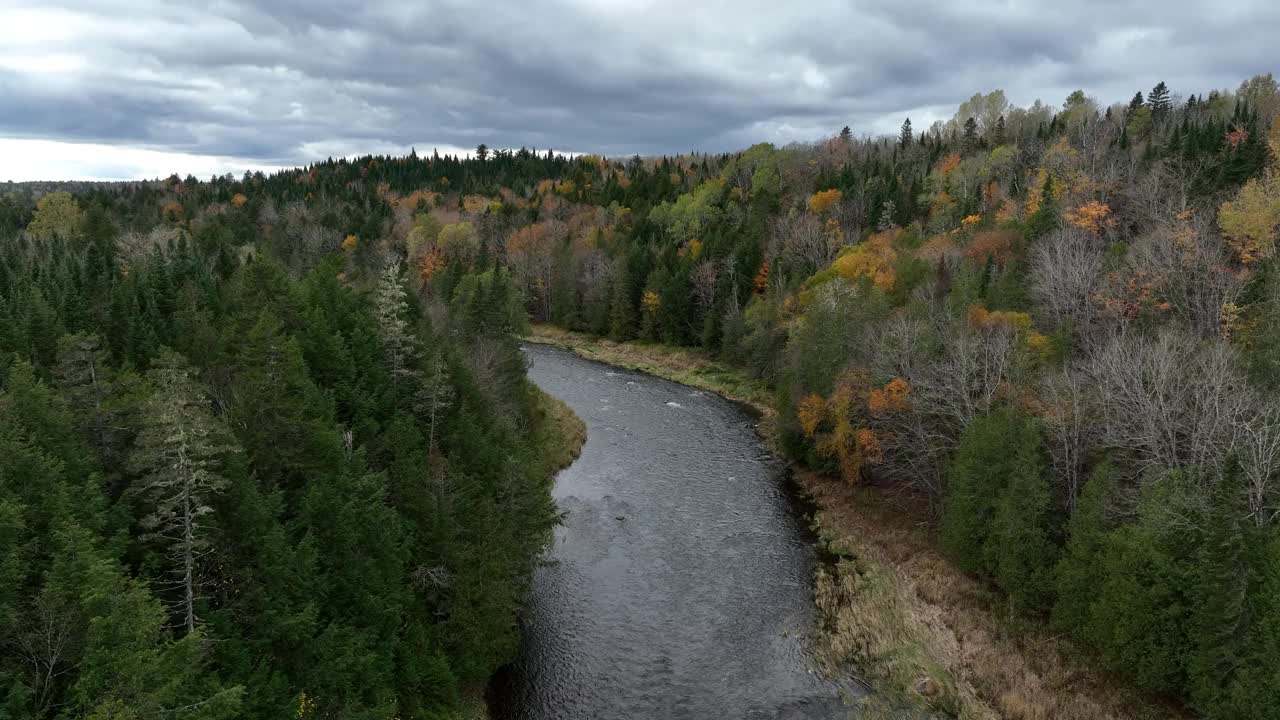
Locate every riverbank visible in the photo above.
<box><xmin>524</xmin><ymin>324</ymin><xmax>775</xmax><ymax>417</ymax></box>
<box><xmin>460</xmin><ymin>384</ymin><xmax>586</xmax><ymax>720</ymax></box>
<box><xmin>524</xmin><ymin>325</ymin><xmax>1184</xmax><ymax>720</ymax></box>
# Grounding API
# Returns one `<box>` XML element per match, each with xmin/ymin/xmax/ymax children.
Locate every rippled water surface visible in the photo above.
<box><xmin>491</xmin><ymin>345</ymin><xmax>862</xmax><ymax>719</ymax></box>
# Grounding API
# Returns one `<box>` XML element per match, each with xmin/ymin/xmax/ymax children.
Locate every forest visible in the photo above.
<box><xmin>0</xmin><ymin>152</ymin><xmax>576</xmax><ymax>717</ymax></box>
<box><xmin>3</xmin><ymin>71</ymin><xmax>1280</xmax><ymax>719</ymax></box>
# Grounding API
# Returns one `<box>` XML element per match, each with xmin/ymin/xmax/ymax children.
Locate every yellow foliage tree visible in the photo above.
<box><xmin>342</xmin><ymin>234</ymin><xmax>358</xmax><ymax>252</ymax></box>
<box><xmin>832</xmin><ymin>231</ymin><xmax>897</xmax><ymax>291</ymax></box>
<box><xmin>808</xmin><ymin>188</ymin><xmax>843</xmax><ymax>215</ymax></box>
<box><xmin>968</xmin><ymin>305</ymin><xmax>1033</xmax><ymax>332</ymax></box>
<box><xmin>641</xmin><ymin>290</ymin><xmax>661</xmax><ymax>315</ymax></box>
<box><xmin>1219</xmin><ymin>118</ymin><xmax>1280</xmax><ymax>264</ymax></box>
<box><xmin>797</xmin><ymin>394</ymin><xmax>826</xmax><ymax>437</ymax></box>
<box><xmin>26</xmin><ymin>191</ymin><xmax>85</xmax><ymax>240</ymax></box>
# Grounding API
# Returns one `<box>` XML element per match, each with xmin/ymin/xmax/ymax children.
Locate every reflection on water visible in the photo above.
<box><xmin>490</xmin><ymin>345</ymin><xmax>865</xmax><ymax>719</ymax></box>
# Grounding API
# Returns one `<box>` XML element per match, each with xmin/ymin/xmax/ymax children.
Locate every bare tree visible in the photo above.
<box><xmin>1235</xmin><ymin>401</ymin><xmax>1280</xmax><ymax>527</ymax></box>
<box><xmin>690</xmin><ymin>259</ymin><xmax>721</xmax><ymax>310</ymax></box>
<box><xmin>1040</xmin><ymin>367</ymin><xmax>1101</xmax><ymax>511</ymax></box>
<box><xmin>1088</xmin><ymin>331</ymin><xmax>1251</xmax><ymax>481</ymax></box>
<box><xmin>1126</xmin><ymin>214</ymin><xmax>1242</xmax><ymax>338</ymax></box>
<box><xmin>774</xmin><ymin>211</ymin><xmax>839</xmax><ymax>275</ymax></box>
<box><xmin>1030</xmin><ymin>227</ymin><xmax>1104</xmax><ymax>330</ymax></box>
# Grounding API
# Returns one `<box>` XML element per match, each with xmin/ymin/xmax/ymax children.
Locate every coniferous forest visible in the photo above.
<box><xmin>4</xmin><ymin>73</ymin><xmax>1280</xmax><ymax>719</ymax></box>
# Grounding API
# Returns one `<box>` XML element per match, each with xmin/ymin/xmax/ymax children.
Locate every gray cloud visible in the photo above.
<box><xmin>1</xmin><ymin>0</ymin><xmax>1277</xmax><ymax>172</ymax></box>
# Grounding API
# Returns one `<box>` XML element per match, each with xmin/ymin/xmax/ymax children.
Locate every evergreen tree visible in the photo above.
<box><xmin>374</xmin><ymin>260</ymin><xmax>422</xmax><ymax>390</ymax></box>
<box><xmin>962</xmin><ymin>116</ymin><xmax>979</xmax><ymax>153</ymax></box>
<box><xmin>899</xmin><ymin>117</ymin><xmax>913</xmax><ymax>148</ymax></box>
<box><xmin>1149</xmin><ymin>81</ymin><xmax>1172</xmax><ymax>121</ymax></box>
<box><xmin>1128</xmin><ymin>90</ymin><xmax>1146</xmax><ymax>115</ymax></box>
<box><xmin>1026</xmin><ymin>174</ymin><xmax>1060</xmax><ymax>240</ymax></box>
<box><xmin>129</xmin><ymin>350</ymin><xmax>235</xmax><ymax>634</ymax></box>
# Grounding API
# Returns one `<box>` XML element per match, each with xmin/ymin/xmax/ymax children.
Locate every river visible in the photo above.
<box><xmin>490</xmin><ymin>344</ymin><xmax>863</xmax><ymax>719</ymax></box>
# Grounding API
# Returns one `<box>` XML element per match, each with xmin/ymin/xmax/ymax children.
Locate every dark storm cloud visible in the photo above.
<box><xmin>2</xmin><ymin>0</ymin><xmax>1277</xmax><ymax>169</ymax></box>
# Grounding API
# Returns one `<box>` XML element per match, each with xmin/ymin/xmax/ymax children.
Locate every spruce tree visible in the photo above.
<box><xmin>899</xmin><ymin>117</ymin><xmax>913</xmax><ymax>148</ymax></box>
<box><xmin>129</xmin><ymin>350</ymin><xmax>235</xmax><ymax>635</ymax></box>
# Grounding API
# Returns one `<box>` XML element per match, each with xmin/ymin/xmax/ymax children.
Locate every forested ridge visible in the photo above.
<box><xmin>4</xmin><ymin>72</ymin><xmax>1280</xmax><ymax>719</ymax></box>
<box><xmin>0</xmin><ymin>151</ymin><xmax>577</xmax><ymax>717</ymax></box>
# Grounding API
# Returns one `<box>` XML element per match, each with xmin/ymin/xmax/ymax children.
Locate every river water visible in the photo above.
<box><xmin>490</xmin><ymin>345</ymin><xmax>862</xmax><ymax>719</ymax></box>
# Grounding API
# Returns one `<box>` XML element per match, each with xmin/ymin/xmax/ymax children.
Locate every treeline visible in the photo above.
<box><xmin>319</xmin><ymin>73</ymin><xmax>1273</xmax><ymax>717</ymax></box>
<box><xmin>0</xmin><ymin>166</ymin><xmax>563</xmax><ymax>715</ymax></box>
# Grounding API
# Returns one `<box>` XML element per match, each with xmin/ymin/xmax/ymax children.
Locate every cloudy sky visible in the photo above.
<box><xmin>1</xmin><ymin>0</ymin><xmax>1276</xmax><ymax>181</ymax></box>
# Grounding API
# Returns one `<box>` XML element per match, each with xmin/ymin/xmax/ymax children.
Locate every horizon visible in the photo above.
<box><xmin>3</xmin><ymin>1</ymin><xmax>1277</xmax><ymax>181</ymax></box>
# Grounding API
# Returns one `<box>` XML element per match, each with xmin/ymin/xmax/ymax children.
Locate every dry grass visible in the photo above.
<box><xmin>526</xmin><ymin>380</ymin><xmax>587</xmax><ymax>481</ymax></box>
<box><xmin>801</xmin><ymin>471</ymin><xmax>1188</xmax><ymax>720</ymax></box>
<box><xmin>525</xmin><ymin>324</ymin><xmax>775</xmax><ymax>417</ymax></box>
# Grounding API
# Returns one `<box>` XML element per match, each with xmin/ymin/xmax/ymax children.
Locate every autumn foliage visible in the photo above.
<box><xmin>832</xmin><ymin>231</ymin><xmax>897</xmax><ymax>291</ymax></box>
<box><xmin>808</xmin><ymin>188</ymin><xmax>843</xmax><ymax>215</ymax></box>
<box><xmin>1066</xmin><ymin>200</ymin><xmax>1114</xmax><ymax>235</ymax></box>
<box><xmin>795</xmin><ymin>369</ymin><xmax>899</xmax><ymax>483</ymax></box>
<box><xmin>753</xmin><ymin>259</ymin><xmax>770</xmax><ymax>293</ymax></box>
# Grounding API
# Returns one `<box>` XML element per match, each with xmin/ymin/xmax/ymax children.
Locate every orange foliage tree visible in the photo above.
<box><xmin>753</xmin><ymin>259</ymin><xmax>771</xmax><ymax>293</ymax></box>
<box><xmin>1067</xmin><ymin>200</ymin><xmax>1114</xmax><ymax>236</ymax></box>
<box><xmin>795</xmin><ymin>369</ymin><xmax>901</xmax><ymax>483</ymax></box>
<box><xmin>161</xmin><ymin>202</ymin><xmax>185</xmax><ymax>224</ymax></box>
<box><xmin>808</xmin><ymin>188</ymin><xmax>843</xmax><ymax>215</ymax></box>
<box><xmin>963</xmin><ymin>229</ymin><xmax>1017</xmax><ymax>265</ymax></box>
<box><xmin>231</xmin><ymin>193</ymin><xmax>248</xmax><ymax>208</ymax></box>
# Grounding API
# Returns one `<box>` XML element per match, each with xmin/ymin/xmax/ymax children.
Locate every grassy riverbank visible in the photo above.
<box><xmin>525</xmin><ymin>325</ymin><xmax>1183</xmax><ymax>720</ymax></box>
<box><xmin>525</xmin><ymin>324</ymin><xmax>775</xmax><ymax>417</ymax></box>
<box><xmin>525</xmin><ymin>379</ymin><xmax>589</xmax><ymax>481</ymax></box>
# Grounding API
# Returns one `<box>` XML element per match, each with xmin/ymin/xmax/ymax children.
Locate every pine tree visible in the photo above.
<box><xmin>899</xmin><ymin>117</ymin><xmax>913</xmax><ymax>148</ymax></box>
<box><xmin>962</xmin><ymin>116</ymin><xmax>980</xmax><ymax>153</ymax></box>
<box><xmin>1128</xmin><ymin>90</ymin><xmax>1146</xmax><ymax>115</ymax></box>
<box><xmin>993</xmin><ymin>115</ymin><xmax>1007</xmax><ymax>146</ymax></box>
<box><xmin>129</xmin><ymin>350</ymin><xmax>235</xmax><ymax>634</ymax></box>
<box><xmin>1149</xmin><ymin>81</ymin><xmax>1172</xmax><ymax>121</ymax></box>
<box><xmin>839</xmin><ymin>125</ymin><xmax>852</xmax><ymax>144</ymax></box>
<box><xmin>1026</xmin><ymin>174</ymin><xmax>1061</xmax><ymax>240</ymax></box>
